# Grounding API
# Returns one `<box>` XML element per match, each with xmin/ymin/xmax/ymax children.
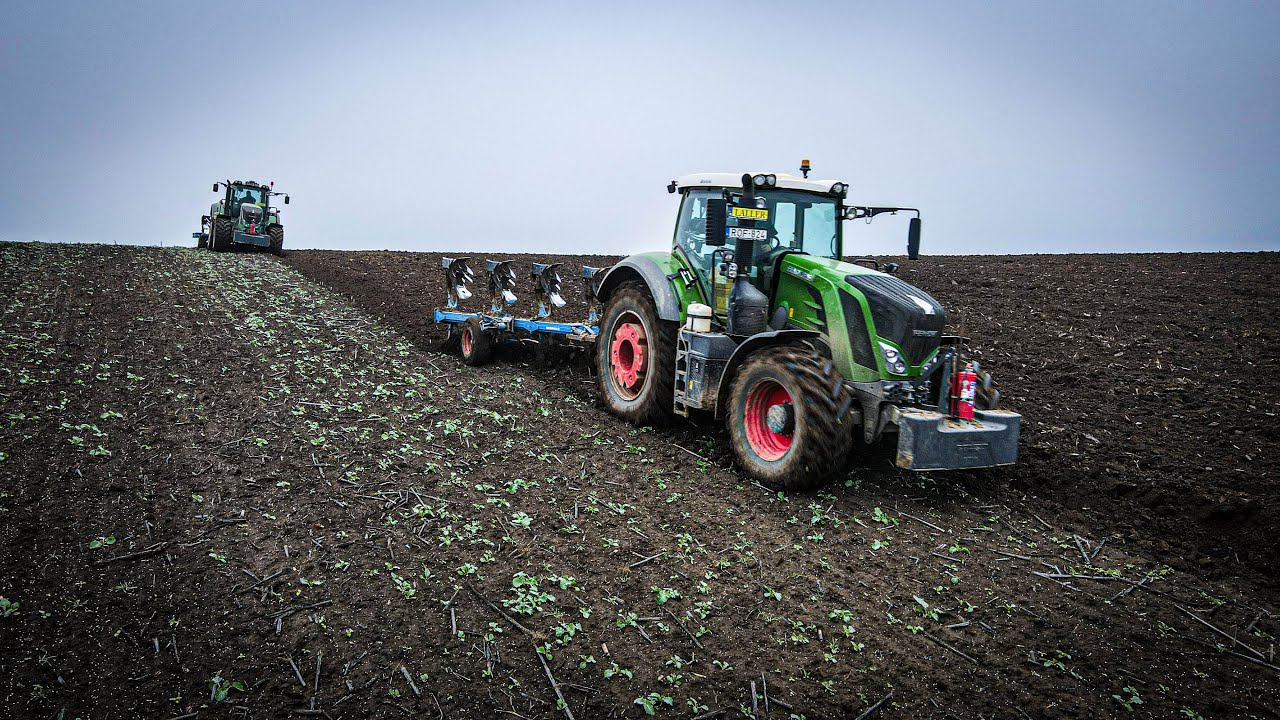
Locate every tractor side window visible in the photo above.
<box><xmin>769</xmin><ymin>203</ymin><xmax>797</xmax><ymax>250</ymax></box>
<box><xmin>801</xmin><ymin>203</ymin><xmax>837</xmax><ymax>258</ymax></box>
<box><xmin>674</xmin><ymin>190</ymin><xmax>717</xmax><ymax>275</ymax></box>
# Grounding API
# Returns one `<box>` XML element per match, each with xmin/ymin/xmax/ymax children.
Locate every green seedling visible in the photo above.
<box><xmin>1113</xmin><ymin>686</ymin><xmax>1144</xmax><ymax>712</ymax></box>
<box><xmin>603</xmin><ymin>662</ymin><xmax>633</xmax><ymax>680</ymax></box>
<box><xmin>208</xmin><ymin>675</ymin><xmax>245</xmax><ymax>702</ymax></box>
<box><xmin>634</xmin><ymin>693</ymin><xmax>674</xmax><ymax>715</ymax></box>
<box><xmin>653</xmin><ymin>587</ymin><xmax>681</xmax><ymax>605</ymax></box>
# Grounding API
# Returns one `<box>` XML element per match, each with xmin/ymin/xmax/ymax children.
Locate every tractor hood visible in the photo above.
<box><xmin>787</xmin><ymin>255</ymin><xmax>946</xmax><ymax>367</ymax></box>
<box><xmin>240</xmin><ymin>204</ymin><xmax>264</xmax><ymax>223</ymax></box>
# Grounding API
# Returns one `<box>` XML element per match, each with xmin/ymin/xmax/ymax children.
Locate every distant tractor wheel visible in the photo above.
<box><xmin>459</xmin><ymin>318</ymin><xmax>493</xmax><ymax>366</ymax></box>
<box><xmin>212</xmin><ymin>216</ymin><xmax>233</xmax><ymax>252</ymax></box>
<box><xmin>268</xmin><ymin>225</ymin><xmax>284</xmax><ymax>256</ymax></box>
<box><xmin>596</xmin><ymin>282</ymin><xmax>677</xmax><ymax>426</ymax></box>
<box><xmin>728</xmin><ymin>344</ymin><xmax>852</xmax><ymax>490</ymax></box>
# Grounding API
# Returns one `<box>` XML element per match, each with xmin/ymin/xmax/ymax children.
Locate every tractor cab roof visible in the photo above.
<box><xmin>675</xmin><ymin>172</ymin><xmax>848</xmax><ymax>196</ymax></box>
<box><xmin>231</xmin><ymin>180</ymin><xmax>270</xmax><ymax>189</ymax></box>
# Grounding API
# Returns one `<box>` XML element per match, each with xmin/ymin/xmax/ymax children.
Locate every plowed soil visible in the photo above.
<box><xmin>1</xmin><ymin>242</ymin><xmax>1276</xmax><ymax>720</ymax></box>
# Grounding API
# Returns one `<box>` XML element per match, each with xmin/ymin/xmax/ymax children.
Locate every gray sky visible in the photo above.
<box><xmin>2</xmin><ymin>1</ymin><xmax>1278</xmax><ymax>255</ymax></box>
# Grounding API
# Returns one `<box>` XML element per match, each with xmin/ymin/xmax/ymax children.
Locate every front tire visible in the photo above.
<box><xmin>727</xmin><ymin>344</ymin><xmax>852</xmax><ymax>490</ymax></box>
<box><xmin>596</xmin><ymin>283</ymin><xmax>677</xmax><ymax>426</ymax></box>
<box><xmin>212</xmin><ymin>216</ymin><xmax>233</xmax><ymax>252</ymax></box>
<box><xmin>268</xmin><ymin>225</ymin><xmax>284</xmax><ymax>256</ymax></box>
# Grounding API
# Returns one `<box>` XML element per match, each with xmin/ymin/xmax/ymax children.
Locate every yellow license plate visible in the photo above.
<box><xmin>731</xmin><ymin>207</ymin><xmax>769</xmax><ymax>221</ymax></box>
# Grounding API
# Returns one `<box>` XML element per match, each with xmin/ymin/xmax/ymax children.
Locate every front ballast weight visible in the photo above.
<box><xmin>433</xmin><ymin>257</ymin><xmax>601</xmax><ymax>365</ymax></box>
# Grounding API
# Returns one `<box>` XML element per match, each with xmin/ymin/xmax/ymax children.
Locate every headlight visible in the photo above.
<box><xmin>753</xmin><ymin>174</ymin><xmax>767</xmax><ymax>186</ymax></box>
<box><xmin>879</xmin><ymin>341</ymin><xmax>908</xmax><ymax>374</ymax></box>
<box><xmin>830</xmin><ymin>182</ymin><xmax>848</xmax><ymax>196</ymax></box>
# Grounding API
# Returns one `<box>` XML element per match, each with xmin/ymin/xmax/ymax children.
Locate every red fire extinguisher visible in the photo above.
<box><xmin>951</xmin><ymin>361</ymin><xmax>977</xmax><ymax>419</ymax></box>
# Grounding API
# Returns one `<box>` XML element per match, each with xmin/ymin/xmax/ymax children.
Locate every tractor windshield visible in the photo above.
<box><xmin>674</xmin><ymin>189</ymin><xmax>841</xmax><ymax>266</ymax></box>
<box><xmin>756</xmin><ymin>191</ymin><xmax>840</xmax><ymax>260</ymax></box>
<box><xmin>233</xmin><ymin>186</ymin><xmax>265</xmax><ymax>207</ymax></box>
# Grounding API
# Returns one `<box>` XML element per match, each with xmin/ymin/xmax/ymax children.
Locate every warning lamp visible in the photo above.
<box><xmin>800</xmin><ymin>159</ymin><xmax>811</xmax><ymax>178</ymax></box>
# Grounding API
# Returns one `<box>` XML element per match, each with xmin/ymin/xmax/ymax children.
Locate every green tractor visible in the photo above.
<box><xmin>594</xmin><ymin>161</ymin><xmax>1021</xmax><ymax>489</ymax></box>
<box><xmin>195</xmin><ymin>180</ymin><xmax>289</xmax><ymax>254</ymax></box>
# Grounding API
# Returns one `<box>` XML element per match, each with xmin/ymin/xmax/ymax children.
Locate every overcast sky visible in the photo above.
<box><xmin>2</xmin><ymin>1</ymin><xmax>1277</xmax><ymax>256</ymax></box>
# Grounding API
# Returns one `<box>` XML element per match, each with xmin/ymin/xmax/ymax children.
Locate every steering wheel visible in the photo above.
<box><xmin>683</xmin><ymin>229</ymin><xmax>706</xmax><ymax>254</ymax></box>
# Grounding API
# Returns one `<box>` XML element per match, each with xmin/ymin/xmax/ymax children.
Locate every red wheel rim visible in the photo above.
<box><xmin>608</xmin><ymin>312</ymin><xmax>648</xmax><ymax>400</ymax></box>
<box><xmin>744</xmin><ymin>379</ymin><xmax>793</xmax><ymax>461</ymax></box>
<box><xmin>461</xmin><ymin>327</ymin><xmax>474</xmax><ymax>356</ymax></box>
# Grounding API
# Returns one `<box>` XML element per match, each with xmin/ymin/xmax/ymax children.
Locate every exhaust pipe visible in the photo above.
<box><xmin>726</xmin><ymin>174</ymin><xmax>770</xmax><ymax>336</ymax></box>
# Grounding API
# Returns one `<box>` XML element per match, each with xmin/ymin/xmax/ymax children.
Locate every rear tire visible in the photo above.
<box><xmin>727</xmin><ymin>343</ymin><xmax>852</xmax><ymax>490</ymax></box>
<box><xmin>596</xmin><ymin>282</ymin><xmax>677</xmax><ymax>426</ymax></box>
<box><xmin>268</xmin><ymin>225</ymin><xmax>284</xmax><ymax>256</ymax></box>
<box><xmin>212</xmin><ymin>216</ymin><xmax>233</xmax><ymax>252</ymax></box>
<box><xmin>460</xmin><ymin>318</ymin><xmax>493</xmax><ymax>366</ymax></box>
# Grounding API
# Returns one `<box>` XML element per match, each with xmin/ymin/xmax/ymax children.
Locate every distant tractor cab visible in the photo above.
<box><xmin>195</xmin><ymin>180</ymin><xmax>289</xmax><ymax>254</ymax></box>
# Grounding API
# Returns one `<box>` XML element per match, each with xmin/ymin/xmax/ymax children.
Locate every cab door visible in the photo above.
<box><xmin>672</xmin><ymin>190</ymin><xmax>732</xmax><ymax>317</ymax></box>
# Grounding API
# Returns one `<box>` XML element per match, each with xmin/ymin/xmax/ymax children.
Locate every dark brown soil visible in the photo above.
<box><xmin>0</xmin><ymin>242</ymin><xmax>1276</xmax><ymax>720</ymax></box>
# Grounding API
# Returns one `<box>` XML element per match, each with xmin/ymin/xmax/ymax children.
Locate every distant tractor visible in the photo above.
<box><xmin>435</xmin><ymin>161</ymin><xmax>1021</xmax><ymax>490</ymax></box>
<box><xmin>195</xmin><ymin>180</ymin><xmax>289</xmax><ymax>254</ymax></box>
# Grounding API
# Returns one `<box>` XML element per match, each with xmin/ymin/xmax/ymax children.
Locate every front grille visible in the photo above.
<box><xmin>837</xmin><ymin>289</ymin><xmax>877</xmax><ymax>370</ymax></box>
<box><xmin>844</xmin><ymin>274</ymin><xmax>945</xmax><ymax>366</ymax></box>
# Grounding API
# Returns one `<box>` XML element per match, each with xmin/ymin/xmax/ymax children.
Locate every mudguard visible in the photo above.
<box><xmin>713</xmin><ymin>329</ymin><xmax>822</xmax><ymax>418</ymax></box>
<box><xmin>595</xmin><ymin>255</ymin><xmax>683</xmax><ymax>322</ymax></box>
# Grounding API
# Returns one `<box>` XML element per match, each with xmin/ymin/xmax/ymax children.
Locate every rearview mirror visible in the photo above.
<box><xmin>907</xmin><ymin>218</ymin><xmax>921</xmax><ymax>260</ymax></box>
<box><xmin>704</xmin><ymin>198</ymin><xmax>727</xmax><ymax>246</ymax></box>
<box><xmin>212</xmin><ymin>182</ymin><xmax>219</xmax><ymax>192</ymax></box>
<box><xmin>284</xmin><ymin>195</ymin><xmax>290</xmax><ymax>204</ymax></box>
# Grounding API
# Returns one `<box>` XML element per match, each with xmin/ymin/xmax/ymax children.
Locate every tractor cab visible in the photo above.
<box><xmin>229</xmin><ymin>183</ymin><xmax>266</xmax><ymax>215</ymax></box>
<box><xmin>671</xmin><ymin>174</ymin><xmax>846</xmax><ymax>317</ymax></box>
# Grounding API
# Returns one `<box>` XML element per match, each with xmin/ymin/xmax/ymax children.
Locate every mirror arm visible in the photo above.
<box><xmin>844</xmin><ymin>206</ymin><xmax>921</xmax><ymax>221</ymax></box>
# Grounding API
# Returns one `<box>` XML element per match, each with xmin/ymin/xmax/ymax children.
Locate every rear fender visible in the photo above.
<box><xmin>713</xmin><ymin>329</ymin><xmax>823</xmax><ymax>418</ymax></box>
<box><xmin>596</xmin><ymin>255</ymin><xmax>684</xmax><ymax>322</ymax></box>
